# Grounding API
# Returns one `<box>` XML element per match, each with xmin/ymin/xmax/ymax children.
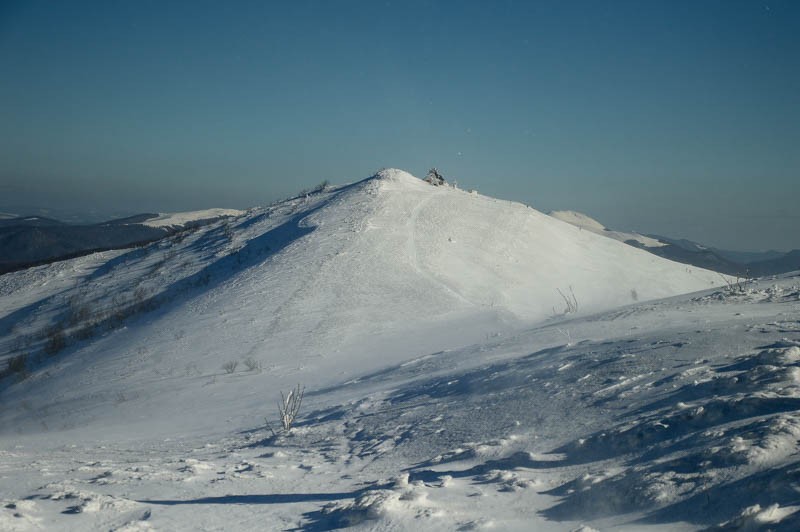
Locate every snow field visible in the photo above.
<box><xmin>1</xmin><ymin>169</ymin><xmax>797</xmax><ymax>530</ymax></box>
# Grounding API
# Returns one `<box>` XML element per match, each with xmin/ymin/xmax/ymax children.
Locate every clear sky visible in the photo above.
<box><xmin>1</xmin><ymin>0</ymin><xmax>798</xmax><ymax>250</ymax></box>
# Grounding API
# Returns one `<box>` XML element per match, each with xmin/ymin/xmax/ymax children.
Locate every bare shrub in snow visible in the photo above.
<box><xmin>67</xmin><ymin>299</ymin><xmax>91</xmax><ymax>326</ymax></box>
<box><xmin>279</xmin><ymin>384</ymin><xmax>304</xmax><ymax>431</ymax></box>
<box><xmin>8</xmin><ymin>354</ymin><xmax>28</xmax><ymax>373</ymax></box>
<box><xmin>243</xmin><ymin>357</ymin><xmax>262</xmax><ymax>372</ymax></box>
<box><xmin>719</xmin><ymin>271</ymin><xmax>749</xmax><ymax>295</ymax></box>
<box><xmin>221</xmin><ymin>221</ymin><xmax>234</xmax><ymax>241</ymax></box>
<box><xmin>312</xmin><ymin>180</ymin><xmax>329</xmax><ymax>193</ymax></box>
<box><xmin>2</xmin><ymin>353</ymin><xmax>28</xmax><ymax>379</ymax></box>
<box><xmin>222</xmin><ymin>360</ymin><xmax>238</xmax><ymax>374</ymax></box>
<box><xmin>44</xmin><ymin>325</ymin><xmax>67</xmax><ymax>356</ymax></box>
<box><xmin>133</xmin><ymin>286</ymin><xmax>150</xmax><ymax>304</ymax></box>
<box><xmin>557</xmin><ymin>328</ymin><xmax>573</xmax><ymax>347</ymax></box>
<box><xmin>297</xmin><ymin>180</ymin><xmax>329</xmax><ymax>198</ymax></box>
<box><xmin>266</xmin><ymin>384</ymin><xmax>305</xmax><ymax>436</ymax></box>
<box><xmin>73</xmin><ymin>325</ymin><xmax>95</xmax><ymax>341</ymax></box>
<box><xmin>555</xmin><ymin>286</ymin><xmax>579</xmax><ymax>315</ymax></box>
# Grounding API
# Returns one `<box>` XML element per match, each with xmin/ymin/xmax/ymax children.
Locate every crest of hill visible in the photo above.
<box><xmin>550</xmin><ymin>209</ymin><xmax>666</xmax><ymax>248</ymax></box>
<box><xmin>549</xmin><ymin>210</ymin><xmax>608</xmax><ymax>233</ymax></box>
<box><xmin>370</xmin><ymin>167</ymin><xmax>432</xmax><ymax>188</ymax></box>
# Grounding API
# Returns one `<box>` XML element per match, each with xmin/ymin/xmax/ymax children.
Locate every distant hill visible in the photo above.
<box><xmin>549</xmin><ymin>211</ymin><xmax>799</xmax><ymax>277</ymax></box>
<box><xmin>713</xmin><ymin>248</ymin><xmax>786</xmax><ymax>264</ymax></box>
<box><xmin>630</xmin><ymin>237</ymin><xmax>744</xmax><ymax>276</ymax></box>
<box><xmin>745</xmin><ymin>249</ymin><xmax>800</xmax><ymax>276</ymax></box>
<box><xmin>0</xmin><ymin>215</ymin><xmax>66</xmax><ymax>228</ymax></box>
<box><xmin>650</xmin><ymin>235</ymin><xmax>800</xmax><ymax>277</ymax></box>
<box><xmin>102</xmin><ymin>213</ymin><xmax>162</xmax><ymax>225</ymax></box>
<box><xmin>0</xmin><ymin>209</ymin><xmax>243</xmax><ymax>274</ymax></box>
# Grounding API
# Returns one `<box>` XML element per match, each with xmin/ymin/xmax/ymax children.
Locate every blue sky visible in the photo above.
<box><xmin>1</xmin><ymin>0</ymin><xmax>798</xmax><ymax>250</ymax></box>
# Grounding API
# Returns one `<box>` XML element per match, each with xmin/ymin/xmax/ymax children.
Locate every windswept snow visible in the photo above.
<box><xmin>1</xmin><ymin>169</ymin><xmax>795</xmax><ymax>531</ymax></box>
<box><xmin>138</xmin><ymin>208</ymin><xmax>245</xmax><ymax>229</ymax></box>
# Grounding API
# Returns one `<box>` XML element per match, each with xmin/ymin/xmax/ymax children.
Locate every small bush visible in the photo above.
<box><xmin>67</xmin><ymin>301</ymin><xmax>92</xmax><ymax>326</ymax></box>
<box><xmin>556</xmin><ymin>328</ymin><xmax>573</xmax><ymax>347</ymax></box>
<box><xmin>244</xmin><ymin>357</ymin><xmax>262</xmax><ymax>372</ymax></box>
<box><xmin>133</xmin><ymin>286</ymin><xmax>150</xmax><ymax>303</ymax></box>
<box><xmin>6</xmin><ymin>353</ymin><xmax>28</xmax><ymax>375</ymax></box>
<box><xmin>298</xmin><ymin>180</ymin><xmax>330</xmax><ymax>198</ymax></box>
<box><xmin>265</xmin><ymin>384</ymin><xmax>305</xmax><ymax>436</ymax></box>
<box><xmin>555</xmin><ymin>286</ymin><xmax>579</xmax><ymax>315</ymax></box>
<box><xmin>720</xmin><ymin>272</ymin><xmax>749</xmax><ymax>294</ymax></box>
<box><xmin>44</xmin><ymin>325</ymin><xmax>67</xmax><ymax>356</ymax></box>
<box><xmin>279</xmin><ymin>384</ymin><xmax>304</xmax><ymax>431</ymax></box>
<box><xmin>311</xmin><ymin>180</ymin><xmax>329</xmax><ymax>193</ymax></box>
<box><xmin>222</xmin><ymin>360</ymin><xmax>238</xmax><ymax>374</ymax></box>
<box><xmin>73</xmin><ymin>325</ymin><xmax>95</xmax><ymax>341</ymax></box>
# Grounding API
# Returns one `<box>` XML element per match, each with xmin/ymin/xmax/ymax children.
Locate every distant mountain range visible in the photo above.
<box><xmin>549</xmin><ymin>210</ymin><xmax>799</xmax><ymax>277</ymax></box>
<box><xmin>0</xmin><ymin>209</ymin><xmax>243</xmax><ymax>274</ymax></box>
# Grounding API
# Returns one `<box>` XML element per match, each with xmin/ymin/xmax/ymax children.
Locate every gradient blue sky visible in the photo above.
<box><xmin>1</xmin><ymin>0</ymin><xmax>798</xmax><ymax>250</ymax></box>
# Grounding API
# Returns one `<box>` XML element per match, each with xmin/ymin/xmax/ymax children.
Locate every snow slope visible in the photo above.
<box><xmin>1</xmin><ymin>275</ymin><xmax>798</xmax><ymax>531</ymax></box>
<box><xmin>4</xmin><ymin>169</ymin><xmax>784</xmax><ymax>531</ymax></box>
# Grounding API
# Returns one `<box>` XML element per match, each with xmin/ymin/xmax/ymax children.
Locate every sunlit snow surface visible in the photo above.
<box><xmin>1</xmin><ymin>170</ymin><xmax>798</xmax><ymax>530</ymax></box>
<box><xmin>549</xmin><ymin>209</ymin><xmax>667</xmax><ymax>248</ymax></box>
<box><xmin>137</xmin><ymin>208</ymin><xmax>245</xmax><ymax>229</ymax></box>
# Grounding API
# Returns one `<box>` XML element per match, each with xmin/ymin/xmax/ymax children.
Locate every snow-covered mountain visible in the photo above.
<box><xmin>3</xmin><ymin>169</ymin><xmax>799</xmax><ymax>530</ymax></box>
<box><xmin>0</xmin><ymin>169</ymin><xmax>721</xmax><ymax>430</ymax></box>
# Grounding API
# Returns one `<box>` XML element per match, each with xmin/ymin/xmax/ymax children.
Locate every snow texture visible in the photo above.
<box><xmin>1</xmin><ymin>169</ymin><xmax>798</xmax><ymax>531</ymax></box>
